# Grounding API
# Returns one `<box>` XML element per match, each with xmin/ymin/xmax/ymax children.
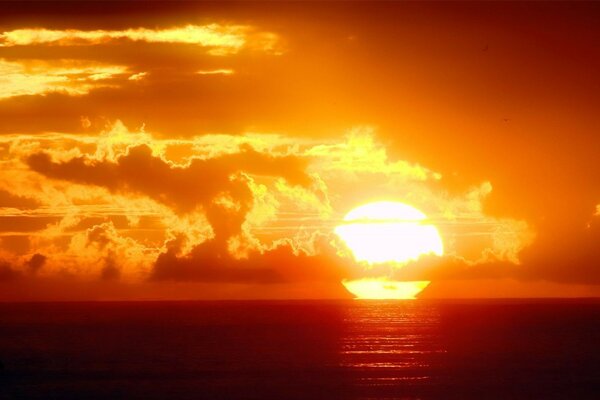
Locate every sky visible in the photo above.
<box><xmin>0</xmin><ymin>1</ymin><xmax>599</xmax><ymax>300</ymax></box>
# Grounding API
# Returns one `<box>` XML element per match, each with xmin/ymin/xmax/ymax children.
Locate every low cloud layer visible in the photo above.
<box><xmin>0</xmin><ymin>121</ymin><xmax>539</xmax><ymax>296</ymax></box>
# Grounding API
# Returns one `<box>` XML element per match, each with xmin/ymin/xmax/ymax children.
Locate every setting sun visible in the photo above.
<box><xmin>1</xmin><ymin>3</ymin><xmax>599</xmax><ymax>399</ymax></box>
<box><xmin>335</xmin><ymin>201</ymin><xmax>443</xmax><ymax>264</ymax></box>
<box><xmin>341</xmin><ymin>278</ymin><xmax>431</xmax><ymax>300</ymax></box>
<box><xmin>335</xmin><ymin>201</ymin><xmax>443</xmax><ymax>299</ymax></box>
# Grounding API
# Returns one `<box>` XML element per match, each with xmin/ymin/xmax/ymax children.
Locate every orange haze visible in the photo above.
<box><xmin>1</xmin><ymin>2</ymin><xmax>600</xmax><ymax>300</ymax></box>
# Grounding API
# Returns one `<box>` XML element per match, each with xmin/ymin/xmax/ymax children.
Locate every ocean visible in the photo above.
<box><xmin>0</xmin><ymin>300</ymin><xmax>598</xmax><ymax>399</ymax></box>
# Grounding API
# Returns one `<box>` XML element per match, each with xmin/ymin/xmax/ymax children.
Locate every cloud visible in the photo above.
<box><xmin>151</xmin><ymin>236</ymin><xmax>281</xmax><ymax>283</ymax></box>
<box><xmin>27</xmin><ymin>143</ymin><xmax>311</xmax><ymax>215</ymax></box>
<box><xmin>24</xmin><ymin>136</ymin><xmax>317</xmax><ymax>281</ymax></box>
<box><xmin>128</xmin><ymin>72</ymin><xmax>148</xmax><ymax>81</ymax></box>
<box><xmin>25</xmin><ymin>253</ymin><xmax>46</xmax><ymax>273</ymax></box>
<box><xmin>514</xmin><ymin>215</ymin><xmax>600</xmax><ymax>285</ymax></box>
<box><xmin>0</xmin><ymin>24</ymin><xmax>282</xmax><ymax>55</ymax></box>
<box><xmin>366</xmin><ymin>209</ymin><xmax>600</xmax><ymax>286</ymax></box>
<box><xmin>196</xmin><ymin>69</ymin><xmax>235</xmax><ymax>75</ymax></box>
<box><xmin>100</xmin><ymin>256</ymin><xmax>120</xmax><ymax>281</ymax></box>
<box><xmin>0</xmin><ymin>58</ymin><xmax>129</xmax><ymax>99</ymax></box>
<box><xmin>0</xmin><ymin>188</ymin><xmax>40</xmax><ymax>209</ymax></box>
<box><xmin>55</xmin><ymin>221</ymin><xmax>155</xmax><ymax>281</ymax></box>
<box><xmin>0</xmin><ymin>122</ymin><xmax>536</xmax><ymax>289</ymax></box>
<box><xmin>306</xmin><ymin>129</ymin><xmax>439</xmax><ymax>180</ymax></box>
<box><xmin>151</xmin><ymin>233</ymin><xmax>348</xmax><ymax>283</ymax></box>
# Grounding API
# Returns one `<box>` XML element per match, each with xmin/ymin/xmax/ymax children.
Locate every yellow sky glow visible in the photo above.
<box><xmin>1</xmin><ymin>3</ymin><xmax>598</xmax><ymax>300</ymax></box>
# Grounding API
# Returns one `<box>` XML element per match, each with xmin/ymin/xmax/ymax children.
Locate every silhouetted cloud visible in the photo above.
<box><xmin>388</xmin><ymin>217</ymin><xmax>600</xmax><ymax>285</ymax></box>
<box><xmin>100</xmin><ymin>257</ymin><xmax>121</xmax><ymax>281</ymax></box>
<box><xmin>151</xmin><ymin>234</ymin><xmax>348</xmax><ymax>284</ymax></box>
<box><xmin>25</xmin><ymin>253</ymin><xmax>46</xmax><ymax>273</ymax></box>
<box><xmin>27</xmin><ymin>144</ymin><xmax>310</xmax><ymax>213</ymax></box>
<box><xmin>0</xmin><ymin>189</ymin><xmax>39</xmax><ymax>209</ymax></box>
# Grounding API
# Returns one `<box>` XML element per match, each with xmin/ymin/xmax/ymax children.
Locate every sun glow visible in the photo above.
<box><xmin>335</xmin><ymin>201</ymin><xmax>443</xmax><ymax>299</ymax></box>
<box><xmin>335</xmin><ymin>201</ymin><xmax>443</xmax><ymax>264</ymax></box>
<box><xmin>342</xmin><ymin>278</ymin><xmax>431</xmax><ymax>300</ymax></box>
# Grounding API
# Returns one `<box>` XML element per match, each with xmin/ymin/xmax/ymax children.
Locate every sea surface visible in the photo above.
<box><xmin>0</xmin><ymin>299</ymin><xmax>599</xmax><ymax>399</ymax></box>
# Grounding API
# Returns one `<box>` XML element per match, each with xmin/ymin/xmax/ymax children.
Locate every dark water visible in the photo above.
<box><xmin>0</xmin><ymin>300</ymin><xmax>599</xmax><ymax>399</ymax></box>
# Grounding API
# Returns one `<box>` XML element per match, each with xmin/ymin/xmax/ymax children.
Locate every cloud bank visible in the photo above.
<box><xmin>0</xmin><ymin>121</ymin><xmax>539</xmax><ymax>296</ymax></box>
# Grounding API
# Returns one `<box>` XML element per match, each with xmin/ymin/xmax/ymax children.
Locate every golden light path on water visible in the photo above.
<box><xmin>335</xmin><ymin>202</ymin><xmax>443</xmax><ymax>299</ymax></box>
<box><xmin>339</xmin><ymin>301</ymin><xmax>445</xmax><ymax>387</ymax></box>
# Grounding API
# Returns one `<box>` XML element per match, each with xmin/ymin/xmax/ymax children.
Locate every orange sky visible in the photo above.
<box><xmin>1</xmin><ymin>2</ymin><xmax>600</xmax><ymax>300</ymax></box>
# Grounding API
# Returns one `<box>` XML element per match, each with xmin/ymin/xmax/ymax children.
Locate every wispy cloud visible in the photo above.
<box><xmin>196</xmin><ymin>69</ymin><xmax>235</xmax><ymax>75</ymax></box>
<box><xmin>0</xmin><ymin>59</ymin><xmax>129</xmax><ymax>99</ymax></box>
<box><xmin>0</xmin><ymin>24</ymin><xmax>282</xmax><ymax>56</ymax></box>
<box><xmin>128</xmin><ymin>71</ymin><xmax>148</xmax><ymax>81</ymax></box>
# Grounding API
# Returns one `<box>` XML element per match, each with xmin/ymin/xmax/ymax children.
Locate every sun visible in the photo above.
<box><xmin>341</xmin><ymin>278</ymin><xmax>431</xmax><ymax>300</ymax></box>
<box><xmin>334</xmin><ymin>201</ymin><xmax>443</xmax><ymax>299</ymax></box>
<box><xmin>335</xmin><ymin>201</ymin><xmax>443</xmax><ymax>264</ymax></box>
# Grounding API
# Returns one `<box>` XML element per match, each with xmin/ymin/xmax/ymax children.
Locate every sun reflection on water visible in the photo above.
<box><xmin>340</xmin><ymin>301</ymin><xmax>446</xmax><ymax>387</ymax></box>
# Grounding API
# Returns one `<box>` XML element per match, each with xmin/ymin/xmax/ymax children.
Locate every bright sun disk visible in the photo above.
<box><xmin>335</xmin><ymin>201</ymin><xmax>443</xmax><ymax>299</ymax></box>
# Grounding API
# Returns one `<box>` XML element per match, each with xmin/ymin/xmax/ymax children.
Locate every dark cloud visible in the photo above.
<box><xmin>25</xmin><ymin>253</ymin><xmax>46</xmax><ymax>273</ymax></box>
<box><xmin>151</xmin><ymin>237</ymin><xmax>281</xmax><ymax>283</ymax></box>
<box><xmin>516</xmin><ymin>219</ymin><xmax>600</xmax><ymax>285</ymax></box>
<box><xmin>28</xmin><ymin>142</ymin><xmax>311</xmax><ymax>255</ymax></box>
<box><xmin>86</xmin><ymin>223</ymin><xmax>114</xmax><ymax>249</ymax></box>
<box><xmin>27</xmin><ymin>144</ymin><xmax>309</xmax><ymax>213</ymax></box>
<box><xmin>0</xmin><ymin>217</ymin><xmax>59</xmax><ymax>233</ymax></box>
<box><xmin>0</xmin><ymin>189</ymin><xmax>40</xmax><ymax>209</ymax></box>
<box><xmin>27</xmin><ymin>144</ymin><xmax>334</xmax><ymax>284</ymax></box>
<box><xmin>389</xmin><ymin>256</ymin><xmax>514</xmax><ymax>283</ymax></box>
<box><xmin>385</xmin><ymin>217</ymin><xmax>600</xmax><ymax>286</ymax></box>
<box><xmin>151</xmin><ymin>234</ymin><xmax>348</xmax><ymax>284</ymax></box>
<box><xmin>100</xmin><ymin>257</ymin><xmax>120</xmax><ymax>281</ymax></box>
